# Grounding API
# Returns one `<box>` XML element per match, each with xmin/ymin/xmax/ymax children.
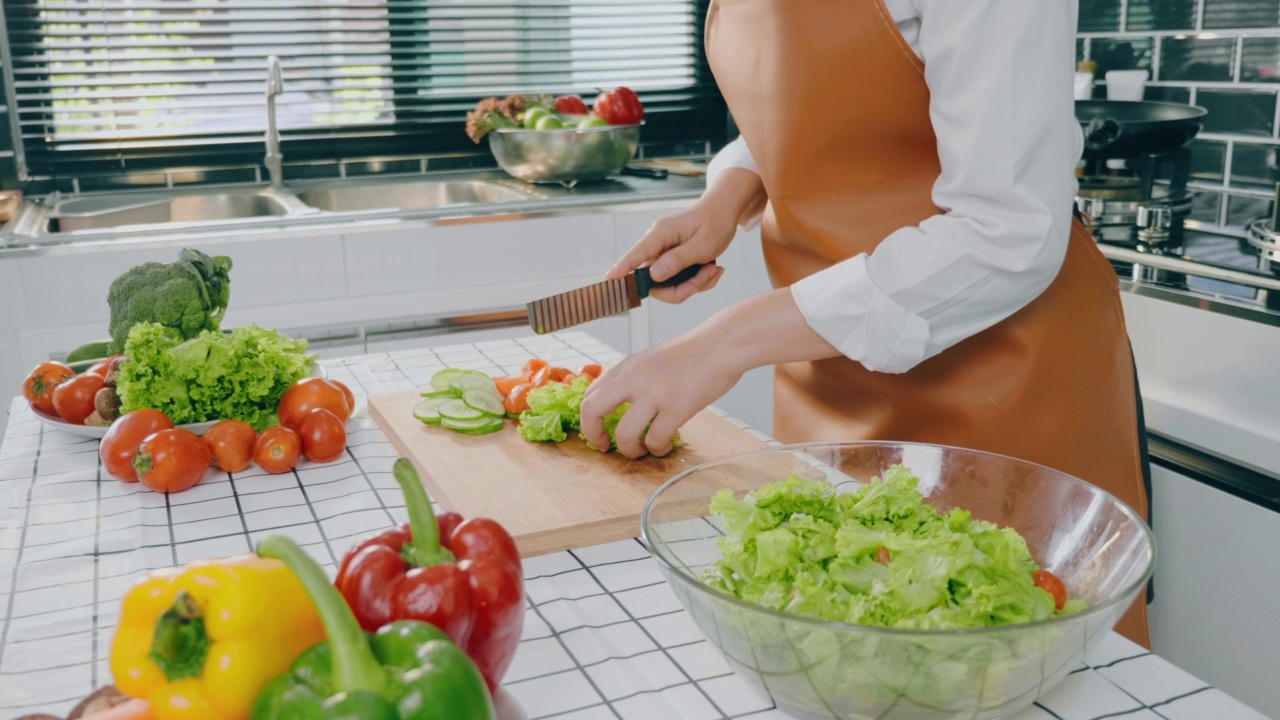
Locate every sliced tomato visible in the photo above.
<box><xmin>576</xmin><ymin>364</ymin><xmax>603</xmax><ymax>380</ymax></box>
<box><xmin>548</xmin><ymin>367</ymin><xmax>572</xmax><ymax>383</ymax></box>
<box><xmin>493</xmin><ymin>375</ymin><xmax>528</xmax><ymax>397</ymax></box>
<box><xmin>876</xmin><ymin>547</ymin><xmax>892</xmax><ymax>566</ymax></box>
<box><xmin>530</xmin><ymin>366</ymin><xmax>553</xmax><ymax>388</ymax></box>
<box><xmin>504</xmin><ymin>383</ymin><xmax>533</xmax><ymax>415</ymax></box>
<box><xmin>1033</xmin><ymin>569</ymin><xmax>1069</xmax><ymax>611</ymax></box>
<box><xmin>521</xmin><ymin>358</ymin><xmax>549</xmax><ymax>378</ymax></box>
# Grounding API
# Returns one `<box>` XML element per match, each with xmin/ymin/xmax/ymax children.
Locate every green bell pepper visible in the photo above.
<box><xmin>252</xmin><ymin>534</ymin><xmax>495</xmax><ymax>720</ymax></box>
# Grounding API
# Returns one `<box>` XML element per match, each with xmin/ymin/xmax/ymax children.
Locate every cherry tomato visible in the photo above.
<box><xmin>548</xmin><ymin>367</ymin><xmax>572</xmax><ymax>383</ymax></box>
<box><xmin>255</xmin><ymin>426</ymin><xmax>302</xmax><ymax>474</ymax></box>
<box><xmin>576</xmin><ymin>364</ymin><xmax>603</xmax><ymax>380</ymax></box>
<box><xmin>87</xmin><ymin>355</ymin><xmax>125</xmax><ymax>378</ymax></box>
<box><xmin>493</xmin><ymin>375</ymin><xmax>527</xmax><ymax>397</ymax></box>
<box><xmin>278</xmin><ymin>377</ymin><xmax>351</xmax><ymax>430</ymax></box>
<box><xmin>592</xmin><ymin>86</ymin><xmax>644</xmax><ymax>125</ymax></box>
<box><xmin>204</xmin><ymin>419</ymin><xmax>256</xmax><ymax>473</ymax></box>
<box><xmin>52</xmin><ymin>373</ymin><xmax>106</xmax><ymax>425</ymax></box>
<box><xmin>100</xmin><ymin>409</ymin><xmax>175</xmax><ymax>483</ymax></box>
<box><xmin>330</xmin><ymin>380</ymin><xmax>357</xmax><ymax>416</ymax></box>
<box><xmin>23</xmin><ymin>361</ymin><xmax>75</xmax><ymax>415</ymax></box>
<box><xmin>299</xmin><ymin>408</ymin><xmax>347</xmax><ymax>464</ymax></box>
<box><xmin>1033</xmin><ymin>569</ymin><xmax>1069</xmax><ymax>611</ymax></box>
<box><xmin>520</xmin><ymin>358</ymin><xmax>548</xmax><ymax>378</ymax></box>
<box><xmin>134</xmin><ymin>428</ymin><xmax>211</xmax><ymax>494</ymax></box>
<box><xmin>555</xmin><ymin>95</ymin><xmax>590</xmax><ymax>115</ymax></box>
<box><xmin>504</xmin><ymin>383</ymin><xmax>533</xmax><ymax>415</ymax></box>
<box><xmin>530</xmin><ymin>366</ymin><xmax>553</xmax><ymax>388</ymax></box>
<box><xmin>876</xmin><ymin>547</ymin><xmax>892</xmax><ymax>566</ymax></box>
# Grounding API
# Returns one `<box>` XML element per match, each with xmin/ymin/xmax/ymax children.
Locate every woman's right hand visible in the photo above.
<box><xmin>607</xmin><ymin>167</ymin><xmax>766</xmax><ymax>303</ymax></box>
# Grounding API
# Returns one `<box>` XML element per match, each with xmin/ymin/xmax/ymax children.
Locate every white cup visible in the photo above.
<box><xmin>1105</xmin><ymin>69</ymin><xmax>1149</xmax><ymax>101</ymax></box>
<box><xmin>1074</xmin><ymin>72</ymin><xmax>1095</xmax><ymax>100</ymax></box>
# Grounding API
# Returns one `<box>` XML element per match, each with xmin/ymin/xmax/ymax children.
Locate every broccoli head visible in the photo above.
<box><xmin>107</xmin><ymin>248</ymin><xmax>233</xmax><ymax>354</ymax></box>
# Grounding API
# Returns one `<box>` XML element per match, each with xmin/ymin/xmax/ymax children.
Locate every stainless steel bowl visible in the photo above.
<box><xmin>488</xmin><ymin>121</ymin><xmax>641</xmax><ymax>186</ymax></box>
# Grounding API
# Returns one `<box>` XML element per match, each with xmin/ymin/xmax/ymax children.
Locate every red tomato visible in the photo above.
<box><xmin>504</xmin><ymin>383</ymin><xmax>533</xmax><ymax>415</ymax></box>
<box><xmin>52</xmin><ymin>373</ymin><xmax>106</xmax><ymax>424</ymax></box>
<box><xmin>87</xmin><ymin>355</ymin><xmax>125</xmax><ymax>378</ymax></box>
<box><xmin>1033</xmin><ymin>569</ymin><xmax>1069</xmax><ymax>611</ymax></box>
<box><xmin>23</xmin><ymin>362</ymin><xmax>75</xmax><ymax>415</ymax></box>
<box><xmin>134</xmin><ymin>429</ymin><xmax>211</xmax><ymax>494</ymax></box>
<box><xmin>562</xmin><ymin>373</ymin><xmax>579</xmax><ymax>384</ymax></box>
<box><xmin>592</xmin><ymin>87</ymin><xmax>644</xmax><ymax>125</ymax></box>
<box><xmin>204</xmin><ymin>420</ymin><xmax>257</xmax><ymax>474</ymax></box>
<box><xmin>493</xmin><ymin>375</ymin><xmax>527</xmax><ymax>397</ymax></box>
<box><xmin>520</xmin><ymin>358</ymin><xmax>548</xmax><ymax>378</ymax></box>
<box><xmin>876</xmin><ymin>547</ymin><xmax>892</xmax><ymax>566</ymax></box>
<box><xmin>554</xmin><ymin>95</ymin><xmax>590</xmax><ymax>115</ymax></box>
<box><xmin>100</xmin><ymin>409</ymin><xmax>175</xmax><ymax>483</ymax></box>
<box><xmin>576</xmin><ymin>364</ymin><xmax>603</xmax><ymax>380</ymax></box>
<box><xmin>255</xmin><ymin>426</ymin><xmax>302</xmax><ymax>474</ymax></box>
<box><xmin>299</xmin><ymin>408</ymin><xmax>347</xmax><ymax>464</ymax></box>
<box><xmin>548</xmin><ymin>367</ymin><xmax>572</xmax><ymax>383</ymax></box>
<box><xmin>278</xmin><ymin>377</ymin><xmax>351</xmax><ymax>430</ymax></box>
<box><xmin>329</xmin><ymin>380</ymin><xmax>357</xmax><ymax>416</ymax></box>
<box><xmin>530</xmin><ymin>366</ymin><xmax>553</xmax><ymax>388</ymax></box>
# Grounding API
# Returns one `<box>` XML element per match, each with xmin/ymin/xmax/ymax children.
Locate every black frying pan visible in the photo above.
<box><xmin>1075</xmin><ymin>100</ymin><xmax>1207</xmax><ymax>159</ymax></box>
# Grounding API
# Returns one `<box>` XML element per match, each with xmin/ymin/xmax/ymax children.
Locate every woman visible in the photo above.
<box><xmin>579</xmin><ymin>0</ymin><xmax>1152</xmax><ymax>645</ymax></box>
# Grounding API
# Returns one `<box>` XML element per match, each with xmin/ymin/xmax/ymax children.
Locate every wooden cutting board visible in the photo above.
<box><xmin>368</xmin><ymin>387</ymin><xmax>771</xmax><ymax>557</ymax></box>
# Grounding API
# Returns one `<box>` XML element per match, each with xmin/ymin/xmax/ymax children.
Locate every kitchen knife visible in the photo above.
<box><xmin>527</xmin><ymin>263</ymin><xmax>706</xmax><ymax>335</ymax></box>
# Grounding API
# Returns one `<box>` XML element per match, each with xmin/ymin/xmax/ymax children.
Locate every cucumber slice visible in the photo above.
<box><xmin>438</xmin><ymin>398</ymin><xmax>484</xmax><ymax>421</ymax></box>
<box><xmin>421</xmin><ymin>388</ymin><xmax>460</xmax><ymax>399</ymax></box>
<box><xmin>457</xmin><ymin>373</ymin><xmax>497</xmax><ymax>392</ymax></box>
<box><xmin>442</xmin><ymin>416</ymin><xmax>505</xmax><ymax>435</ymax></box>
<box><xmin>462</xmin><ymin>388</ymin><xmax>505</xmax><ymax>418</ymax></box>
<box><xmin>430</xmin><ymin>368</ymin><xmax>488</xmax><ymax>392</ymax></box>
<box><xmin>413</xmin><ymin>398</ymin><xmax>449</xmax><ymax>425</ymax></box>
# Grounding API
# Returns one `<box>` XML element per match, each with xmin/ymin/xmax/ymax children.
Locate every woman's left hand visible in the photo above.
<box><xmin>580</xmin><ymin>329</ymin><xmax>743</xmax><ymax>459</ymax></box>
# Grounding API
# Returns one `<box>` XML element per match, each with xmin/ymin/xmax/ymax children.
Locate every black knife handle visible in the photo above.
<box><xmin>635</xmin><ymin>263</ymin><xmax>706</xmax><ymax>299</ymax></box>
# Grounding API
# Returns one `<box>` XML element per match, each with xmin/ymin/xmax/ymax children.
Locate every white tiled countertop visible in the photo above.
<box><xmin>0</xmin><ymin>332</ymin><xmax>1268</xmax><ymax>719</ymax></box>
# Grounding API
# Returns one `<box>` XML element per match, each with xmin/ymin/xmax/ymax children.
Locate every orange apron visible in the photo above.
<box><xmin>706</xmin><ymin>0</ymin><xmax>1151</xmax><ymax>645</ymax></box>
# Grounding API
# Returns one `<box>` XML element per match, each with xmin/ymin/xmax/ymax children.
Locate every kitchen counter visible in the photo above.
<box><xmin>0</xmin><ymin>332</ymin><xmax>1267</xmax><ymax>720</ymax></box>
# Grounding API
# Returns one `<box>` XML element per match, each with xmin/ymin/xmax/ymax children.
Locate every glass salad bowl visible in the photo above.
<box><xmin>641</xmin><ymin>442</ymin><xmax>1155</xmax><ymax>720</ymax></box>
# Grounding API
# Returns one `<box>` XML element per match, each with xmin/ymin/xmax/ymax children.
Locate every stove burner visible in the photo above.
<box><xmin>1076</xmin><ymin>146</ymin><xmax>1193</xmax><ymax>257</ymax></box>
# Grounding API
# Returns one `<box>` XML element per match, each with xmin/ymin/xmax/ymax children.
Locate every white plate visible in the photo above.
<box><xmin>32</xmin><ymin>362</ymin><xmax>327</xmax><ymax>439</ymax></box>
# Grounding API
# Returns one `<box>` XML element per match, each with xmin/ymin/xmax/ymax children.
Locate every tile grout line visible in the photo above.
<box><xmin>522</xmin><ymin>589</ymin><xmax>623</xmax><ymax>720</ymax></box>
<box><xmin>0</xmin><ymin>422</ymin><xmax>44</xmax><ymax>678</ymax></box>
<box><xmin>89</xmin><ymin>447</ymin><xmax>103</xmax><ymax>688</ymax></box>
<box><xmin>566</xmin><ymin>549</ymin><xmax>731</xmax><ymax>719</ymax></box>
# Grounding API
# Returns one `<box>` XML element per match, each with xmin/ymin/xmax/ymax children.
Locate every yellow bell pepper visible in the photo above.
<box><xmin>110</xmin><ymin>554</ymin><xmax>326</xmax><ymax>720</ymax></box>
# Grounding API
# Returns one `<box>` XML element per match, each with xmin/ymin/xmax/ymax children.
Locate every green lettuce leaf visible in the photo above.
<box><xmin>517</xmin><ymin>412</ymin><xmax>568</xmax><ymax>443</ymax></box>
<box><xmin>704</xmin><ymin>465</ymin><xmax>1078</xmax><ymax>631</ymax></box>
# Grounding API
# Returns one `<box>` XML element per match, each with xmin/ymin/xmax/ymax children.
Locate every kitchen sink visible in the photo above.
<box><xmin>295</xmin><ymin>180</ymin><xmax>532</xmax><ymax>213</ymax></box>
<box><xmin>41</xmin><ymin>188</ymin><xmax>305</xmax><ymax>234</ymax></box>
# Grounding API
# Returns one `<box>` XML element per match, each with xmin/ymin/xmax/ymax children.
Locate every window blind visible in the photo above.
<box><xmin>1</xmin><ymin>0</ymin><xmax>724</xmax><ymax>180</ymax></box>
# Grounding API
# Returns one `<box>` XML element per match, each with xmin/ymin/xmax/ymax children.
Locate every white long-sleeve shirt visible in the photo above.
<box><xmin>707</xmin><ymin>0</ymin><xmax>1085</xmax><ymax>374</ymax></box>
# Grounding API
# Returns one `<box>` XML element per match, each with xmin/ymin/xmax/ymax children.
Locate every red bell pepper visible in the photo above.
<box><xmin>592</xmin><ymin>86</ymin><xmax>644</xmax><ymax>125</ymax></box>
<box><xmin>334</xmin><ymin>458</ymin><xmax>524</xmax><ymax>694</ymax></box>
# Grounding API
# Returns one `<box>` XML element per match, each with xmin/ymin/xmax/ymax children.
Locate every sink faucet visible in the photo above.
<box><xmin>264</xmin><ymin>55</ymin><xmax>284</xmax><ymax>189</ymax></box>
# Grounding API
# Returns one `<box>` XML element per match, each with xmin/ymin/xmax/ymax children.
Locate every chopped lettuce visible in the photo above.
<box><xmin>517</xmin><ymin>412</ymin><xmax>567</xmax><ymax>443</ymax></box>
<box><xmin>117</xmin><ymin>322</ymin><xmax>311</xmax><ymax>429</ymax></box>
<box><xmin>518</xmin><ymin>378</ymin><xmax>681</xmax><ymax>452</ymax></box>
<box><xmin>705</xmin><ymin>465</ymin><xmax>1078</xmax><ymax>630</ymax></box>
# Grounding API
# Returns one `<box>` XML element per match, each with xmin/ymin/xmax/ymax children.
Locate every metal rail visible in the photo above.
<box><xmin>1099</xmin><ymin>245</ymin><xmax>1280</xmax><ymax>293</ymax></box>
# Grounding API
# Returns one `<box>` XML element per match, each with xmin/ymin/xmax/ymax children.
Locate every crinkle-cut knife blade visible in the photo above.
<box><xmin>526</xmin><ymin>263</ymin><xmax>706</xmax><ymax>335</ymax></box>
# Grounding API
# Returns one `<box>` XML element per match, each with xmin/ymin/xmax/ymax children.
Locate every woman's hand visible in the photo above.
<box><xmin>580</xmin><ymin>328</ymin><xmax>744</xmax><ymax>459</ymax></box>
<box><xmin>608</xmin><ymin>168</ymin><xmax>766</xmax><ymax>303</ymax></box>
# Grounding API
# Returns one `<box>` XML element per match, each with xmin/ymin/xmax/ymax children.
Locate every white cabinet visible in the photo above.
<box><xmin>1148</xmin><ymin>464</ymin><xmax>1280</xmax><ymax>718</ymax></box>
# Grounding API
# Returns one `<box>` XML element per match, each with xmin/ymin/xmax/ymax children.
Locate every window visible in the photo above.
<box><xmin>1</xmin><ymin>0</ymin><xmax>723</xmax><ymax>181</ymax></box>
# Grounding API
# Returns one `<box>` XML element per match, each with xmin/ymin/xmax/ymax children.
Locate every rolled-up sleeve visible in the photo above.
<box><xmin>790</xmin><ymin>0</ymin><xmax>1085</xmax><ymax>373</ymax></box>
<box><xmin>705</xmin><ymin>135</ymin><xmax>765</xmax><ymax>231</ymax></box>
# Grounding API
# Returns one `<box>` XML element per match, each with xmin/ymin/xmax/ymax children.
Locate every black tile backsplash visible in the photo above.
<box><xmin>1230</xmin><ymin>143</ymin><xmax>1279</xmax><ymax>187</ymax></box>
<box><xmin>1190</xmin><ymin>140</ymin><xmax>1229</xmax><ymax>182</ymax></box>
<box><xmin>1203</xmin><ymin>0</ymin><xmax>1280</xmax><ymax>29</ymax></box>
<box><xmin>1080</xmin><ymin>0</ymin><xmax>1280</xmax><ymax>232</ymax></box>
<box><xmin>1159</xmin><ymin>36</ymin><xmax>1237</xmax><ymax>81</ymax></box>
<box><xmin>1241</xmin><ymin>37</ymin><xmax>1280</xmax><ymax>82</ymax></box>
<box><xmin>1091</xmin><ymin>38</ymin><xmax>1156</xmax><ymax>75</ymax></box>
<box><xmin>1198</xmin><ymin>89</ymin><xmax>1278</xmax><ymax>136</ymax></box>
<box><xmin>1127</xmin><ymin>0</ymin><xmax>1199</xmax><ymax>31</ymax></box>
<box><xmin>1080</xmin><ymin>0</ymin><xmax>1123</xmax><ymax>32</ymax></box>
